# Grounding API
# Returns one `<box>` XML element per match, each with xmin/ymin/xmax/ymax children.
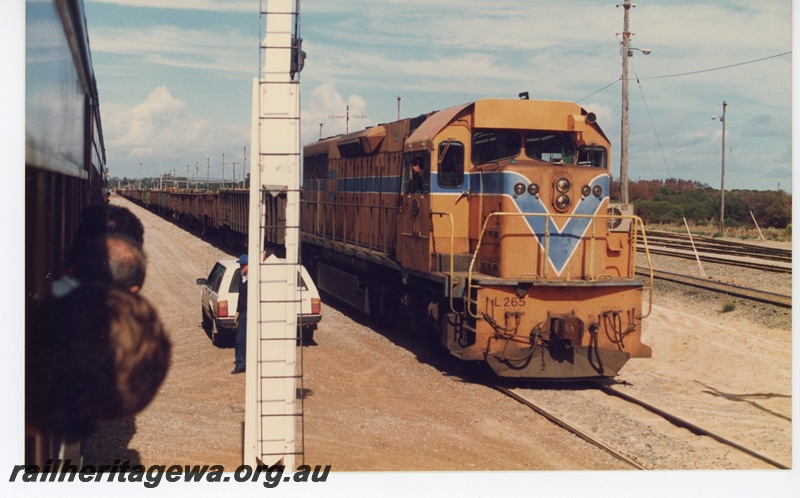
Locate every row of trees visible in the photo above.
<box><xmin>611</xmin><ymin>179</ymin><xmax>792</xmax><ymax>229</ymax></box>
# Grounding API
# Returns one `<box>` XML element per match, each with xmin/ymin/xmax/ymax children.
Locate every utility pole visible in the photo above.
<box><xmin>223</xmin><ymin>153</ymin><xmax>242</xmax><ymax>189</ymax></box>
<box><xmin>221</xmin><ymin>153</ymin><xmax>225</xmax><ymax>189</ymax></box>
<box><xmin>617</xmin><ymin>0</ymin><xmax>651</xmax><ymax>205</ymax></box>
<box><xmin>319</xmin><ymin>122</ymin><xmax>323</xmax><ymax>139</ymax></box>
<box><xmin>207</xmin><ymin>157</ymin><xmax>210</xmax><ymax>191</ymax></box>
<box><xmin>396</xmin><ymin>95</ymin><xmax>402</xmax><ymax>120</ymax></box>
<box><xmin>712</xmin><ymin>101</ymin><xmax>727</xmax><ymax>234</ymax></box>
<box><xmin>330</xmin><ymin>105</ymin><xmax>366</xmax><ymax>134</ymax></box>
<box><xmin>619</xmin><ymin>0</ymin><xmax>633</xmax><ymax>205</ymax></box>
<box><xmin>195</xmin><ymin>161</ymin><xmax>199</xmax><ymax>190</ymax></box>
<box><xmin>186</xmin><ymin>165</ymin><xmax>190</xmax><ymax>189</ymax></box>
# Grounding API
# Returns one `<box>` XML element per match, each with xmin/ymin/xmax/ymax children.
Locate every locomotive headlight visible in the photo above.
<box><xmin>555</xmin><ymin>177</ymin><xmax>571</xmax><ymax>193</ymax></box>
<box><xmin>581</xmin><ymin>185</ymin><xmax>591</xmax><ymax>197</ymax></box>
<box><xmin>513</xmin><ymin>182</ymin><xmax>526</xmax><ymax>196</ymax></box>
<box><xmin>528</xmin><ymin>183</ymin><xmax>539</xmax><ymax>196</ymax></box>
<box><xmin>554</xmin><ymin>194</ymin><xmax>571</xmax><ymax>212</ymax></box>
<box><xmin>592</xmin><ymin>185</ymin><xmax>603</xmax><ymax>198</ymax></box>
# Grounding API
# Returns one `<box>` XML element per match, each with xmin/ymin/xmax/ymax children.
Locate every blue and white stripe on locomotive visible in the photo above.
<box><xmin>330</xmin><ymin>170</ymin><xmax>609</xmax><ymax>276</ymax></box>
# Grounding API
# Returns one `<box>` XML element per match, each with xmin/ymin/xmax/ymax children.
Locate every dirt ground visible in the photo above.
<box><xmin>83</xmin><ymin>195</ymin><xmax>794</xmax><ymax>487</ymax></box>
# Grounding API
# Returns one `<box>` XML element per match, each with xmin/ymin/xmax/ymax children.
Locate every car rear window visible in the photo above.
<box><xmin>207</xmin><ymin>263</ymin><xmax>226</xmax><ymax>293</ymax></box>
<box><xmin>298</xmin><ymin>273</ymin><xmax>308</xmax><ymax>291</ymax></box>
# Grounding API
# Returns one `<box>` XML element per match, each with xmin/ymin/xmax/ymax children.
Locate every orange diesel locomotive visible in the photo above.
<box><xmin>299</xmin><ymin>98</ymin><xmax>653</xmax><ymax>379</ymax></box>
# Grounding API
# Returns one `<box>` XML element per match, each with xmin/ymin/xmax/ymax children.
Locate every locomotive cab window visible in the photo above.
<box><xmin>472</xmin><ymin>131</ymin><xmax>520</xmax><ymax>164</ymax></box>
<box><xmin>404</xmin><ymin>152</ymin><xmax>430</xmax><ymax>194</ymax></box>
<box><xmin>437</xmin><ymin>140</ymin><xmax>464</xmax><ymax>188</ymax></box>
<box><xmin>577</xmin><ymin>145</ymin><xmax>607</xmax><ymax>168</ymax></box>
<box><xmin>524</xmin><ymin>132</ymin><xmax>575</xmax><ymax>164</ymax></box>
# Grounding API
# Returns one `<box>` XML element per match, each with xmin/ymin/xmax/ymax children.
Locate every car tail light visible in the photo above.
<box><xmin>218</xmin><ymin>300</ymin><xmax>229</xmax><ymax>317</ymax></box>
<box><xmin>311</xmin><ymin>298</ymin><xmax>321</xmax><ymax>315</ymax></box>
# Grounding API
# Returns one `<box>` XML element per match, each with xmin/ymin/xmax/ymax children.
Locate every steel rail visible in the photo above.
<box><xmin>639</xmin><ymin>231</ymin><xmax>792</xmax><ymax>263</ymax></box>
<box><xmin>493</xmin><ymin>385</ymin><xmax>645</xmax><ymax>470</ymax></box>
<box><xmin>589</xmin><ymin>381</ymin><xmax>790</xmax><ymax>470</ymax></box>
<box><xmin>635</xmin><ymin>267</ymin><xmax>792</xmax><ymax>308</ymax></box>
<box><xmin>640</xmin><ymin>246</ymin><xmax>792</xmax><ymax>273</ymax></box>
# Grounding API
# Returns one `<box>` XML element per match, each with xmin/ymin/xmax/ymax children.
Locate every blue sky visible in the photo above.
<box><xmin>77</xmin><ymin>0</ymin><xmax>793</xmax><ymax>193</ymax></box>
<box><xmin>11</xmin><ymin>0</ymin><xmax>791</xmax><ymax>193</ymax></box>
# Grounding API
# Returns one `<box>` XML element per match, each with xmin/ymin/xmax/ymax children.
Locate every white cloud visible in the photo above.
<box><xmin>301</xmin><ymin>82</ymin><xmax>373</xmax><ymax>144</ymax></box>
<box><xmin>85</xmin><ymin>1</ymin><xmax>791</xmax><ymax>191</ymax></box>
<box><xmin>90</xmin><ymin>25</ymin><xmax>254</xmax><ymax>75</ymax></box>
<box><xmin>103</xmin><ymin>86</ymin><xmax>247</xmax><ymax>176</ymax></box>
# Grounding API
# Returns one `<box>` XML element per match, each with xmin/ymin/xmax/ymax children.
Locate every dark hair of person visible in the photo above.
<box><xmin>26</xmin><ymin>285</ymin><xmax>171</xmax><ymax>441</ymax></box>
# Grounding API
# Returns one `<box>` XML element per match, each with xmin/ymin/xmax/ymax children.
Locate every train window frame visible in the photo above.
<box><xmin>437</xmin><ymin>140</ymin><xmax>465</xmax><ymax>189</ymax></box>
<box><xmin>577</xmin><ymin>145</ymin><xmax>608</xmax><ymax>168</ymax></box>
<box><xmin>403</xmin><ymin>152</ymin><xmax>430</xmax><ymax>194</ymax></box>
<box><xmin>471</xmin><ymin>130</ymin><xmax>520</xmax><ymax>165</ymax></box>
<box><xmin>524</xmin><ymin>132</ymin><xmax>576</xmax><ymax>165</ymax></box>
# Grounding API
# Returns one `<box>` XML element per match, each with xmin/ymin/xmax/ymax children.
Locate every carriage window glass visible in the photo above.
<box><xmin>437</xmin><ymin>140</ymin><xmax>464</xmax><ymax>188</ymax></box>
<box><xmin>524</xmin><ymin>132</ymin><xmax>575</xmax><ymax>164</ymax></box>
<box><xmin>471</xmin><ymin>131</ymin><xmax>520</xmax><ymax>164</ymax></box>
<box><xmin>577</xmin><ymin>146</ymin><xmax>607</xmax><ymax>168</ymax></box>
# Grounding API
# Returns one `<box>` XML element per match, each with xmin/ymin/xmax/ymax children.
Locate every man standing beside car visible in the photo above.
<box><xmin>232</xmin><ymin>254</ymin><xmax>248</xmax><ymax>374</ymax></box>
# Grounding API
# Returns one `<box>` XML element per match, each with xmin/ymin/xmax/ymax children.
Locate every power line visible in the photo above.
<box><xmin>639</xmin><ymin>51</ymin><xmax>790</xmax><ymax>80</ymax></box>
<box><xmin>575</xmin><ymin>51</ymin><xmax>790</xmax><ymax>103</ymax></box>
<box><xmin>630</xmin><ymin>58</ymin><xmax>671</xmax><ymax>178</ymax></box>
<box><xmin>576</xmin><ymin>79</ymin><xmax>619</xmax><ymax>103</ymax></box>
<box><xmin>530</xmin><ymin>34</ymin><xmax>619</xmax><ymax>90</ymax></box>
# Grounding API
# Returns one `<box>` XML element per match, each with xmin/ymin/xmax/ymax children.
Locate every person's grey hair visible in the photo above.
<box><xmin>75</xmin><ymin>234</ymin><xmax>147</xmax><ymax>291</ymax></box>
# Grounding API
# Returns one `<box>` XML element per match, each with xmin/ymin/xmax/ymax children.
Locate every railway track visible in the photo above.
<box><xmin>638</xmin><ymin>230</ymin><xmax>792</xmax><ymax>274</ymax></box>
<box><xmin>494</xmin><ymin>385</ymin><xmax>645</xmax><ymax>470</ymax></box>
<box><xmin>636</xmin><ymin>267</ymin><xmax>792</xmax><ymax>308</ymax></box>
<box><xmin>494</xmin><ymin>383</ymin><xmax>790</xmax><ymax>470</ymax></box>
<box><xmin>588</xmin><ymin>381</ymin><xmax>790</xmax><ymax>470</ymax></box>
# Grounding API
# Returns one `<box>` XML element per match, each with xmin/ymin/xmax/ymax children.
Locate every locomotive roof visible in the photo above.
<box><xmin>404</xmin><ymin>98</ymin><xmax>609</xmax><ymax>152</ymax></box>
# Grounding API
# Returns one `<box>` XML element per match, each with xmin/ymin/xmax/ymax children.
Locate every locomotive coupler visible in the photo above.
<box><xmin>542</xmin><ymin>314</ymin><xmax>584</xmax><ymax>363</ymax></box>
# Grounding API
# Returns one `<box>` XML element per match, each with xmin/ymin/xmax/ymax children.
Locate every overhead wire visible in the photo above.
<box><xmin>629</xmin><ymin>58</ymin><xmax>671</xmax><ymax>178</ymax></box>
<box><xmin>639</xmin><ymin>51</ymin><xmax>791</xmax><ymax>80</ymax></box>
<box><xmin>575</xmin><ymin>50</ymin><xmax>791</xmax><ymax>103</ymax></box>
<box><xmin>530</xmin><ymin>34</ymin><xmax>619</xmax><ymax>90</ymax></box>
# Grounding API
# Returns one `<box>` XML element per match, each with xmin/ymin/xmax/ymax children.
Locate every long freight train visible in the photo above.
<box><xmin>121</xmin><ymin>97</ymin><xmax>654</xmax><ymax>379</ymax></box>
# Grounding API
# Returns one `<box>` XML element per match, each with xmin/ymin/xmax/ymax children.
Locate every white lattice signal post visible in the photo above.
<box><xmin>245</xmin><ymin>0</ymin><xmax>303</xmax><ymax>468</ymax></box>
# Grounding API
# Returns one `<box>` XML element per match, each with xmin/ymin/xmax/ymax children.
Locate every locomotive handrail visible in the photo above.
<box><xmin>466</xmin><ymin>211</ymin><xmax>654</xmax><ymax>320</ymax></box>
<box><xmin>633</xmin><ymin>218</ymin><xmax>654</xmax><ymax>318</ymax></box>
<box><xmin>430</xmin><ymin>211</ymin><xmax>457</xmax><ymax>315</ymax></box>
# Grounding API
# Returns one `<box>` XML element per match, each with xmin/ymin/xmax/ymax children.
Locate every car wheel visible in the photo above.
<box><xmin>201</xmin><ymin>308</ymin><xmax>211</xmax><ymax>331</ymax></box>
<box><xmin>301</xmin><ymin>326</ymin><xmax>315</xmax><ymax>344</ymax></box>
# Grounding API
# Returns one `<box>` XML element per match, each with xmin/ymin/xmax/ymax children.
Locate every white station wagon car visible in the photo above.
<box><xmin>196</xmin><ymin>257</ymin><xmax>322</xmax><ymax>345</ymax></box>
